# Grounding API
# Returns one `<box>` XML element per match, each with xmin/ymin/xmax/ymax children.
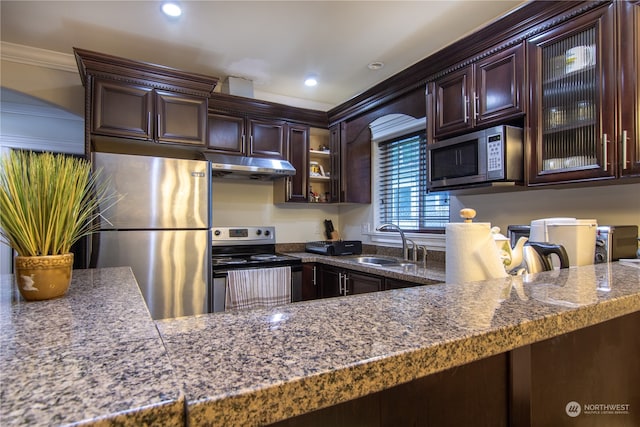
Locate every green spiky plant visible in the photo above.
<box><xmin>0</xmin><ymin>150</ymin><xmax>117</xmax><ymax>257</ymax></box>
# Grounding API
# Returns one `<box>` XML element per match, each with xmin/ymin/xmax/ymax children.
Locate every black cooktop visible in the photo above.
<box><xmin>211</xmin><ymin>244</ymin><xmax>301</xmax><ymax>272</ymax></box>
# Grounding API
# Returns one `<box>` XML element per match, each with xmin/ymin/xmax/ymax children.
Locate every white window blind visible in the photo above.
<box><xmin>378</xmin><ymin>132</ymin><xmax>449</xmax><ymax>231</ymax></box>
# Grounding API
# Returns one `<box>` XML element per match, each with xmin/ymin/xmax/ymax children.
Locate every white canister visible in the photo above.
<box><xmin>529</xmin><ymin>218</ymin><xmax>598</xmax><ymax>266</ymax></box>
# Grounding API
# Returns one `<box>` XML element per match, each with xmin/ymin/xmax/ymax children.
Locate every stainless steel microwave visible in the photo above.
<box><xmin>427</xmin><ymin>125</ymin><xmax>524</xmax><ymax>191</ymax></box>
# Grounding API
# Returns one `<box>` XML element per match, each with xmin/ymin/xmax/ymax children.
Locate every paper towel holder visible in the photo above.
<box><xmin>460</xmin><ymin>208</ymin><xmax>477</xmax><ymax>223</ymax></box>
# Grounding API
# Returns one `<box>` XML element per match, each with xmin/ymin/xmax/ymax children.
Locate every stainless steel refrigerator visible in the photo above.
<box><xmin>91</xmin><ymin>152</ymin><xmax>211</xmax><ymax>320</ymax></box>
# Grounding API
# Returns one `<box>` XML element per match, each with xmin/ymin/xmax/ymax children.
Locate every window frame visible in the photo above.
<box><xmin>372</xmin><ymin>129</ymin><xmax>451</xmax><ymax>237</ymax></box>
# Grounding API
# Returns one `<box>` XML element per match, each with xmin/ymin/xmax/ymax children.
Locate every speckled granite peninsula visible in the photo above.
<box><xmin>2</xmin><ymin>262</ymin><xmax>640</xmax><ymax>426</ymax></box>
<box><xmin>0</xmin><ymin>268</ymin><xmax>184</xmax><ymax>426</ymax></box>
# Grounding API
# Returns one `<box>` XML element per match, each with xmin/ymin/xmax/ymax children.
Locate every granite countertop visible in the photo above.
<box><xmin>156</xmin><ymin>261</ymin><xmax>640</xmax><ymax>426</ymax></box>
<box><xmin>2</xmin><ymin>262</ymin><xmax>640</xmax><ymax>426</ymax></box>
<box><xmin>0</xmin><ymin>267</ymin><xmax>184</xmax><ymax>426</ymax></box>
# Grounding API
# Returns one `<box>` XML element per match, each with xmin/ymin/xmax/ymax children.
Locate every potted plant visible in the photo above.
<box><xmin>0</xmin><ymin>150</ymin><xmax>116</xmax><ymax>301</ymax></box>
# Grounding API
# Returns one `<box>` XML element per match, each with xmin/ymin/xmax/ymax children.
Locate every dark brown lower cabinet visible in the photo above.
<box><xmin>302</xmin><ymin>263</ymin><xmax>434</xmax><ymax>300</ymax></box>
<box><xmin>318</xmin><ymin>265</ymin><xmax>342</xmax><ymax>298</ymax></box>
<box><xmin>318</xmin><ymin>265</ymin><xmax>383</xmax><ymax>298</ymax></box>
<box><xmin>512</xmin><ymin>310</ymin><xmax>640</xmax><ymax>427</ymax></box>
<box><xmin>301</xmin><ymin>264</ymin><xmax>318</xmax><ymax>301</ymax></box>
<box><xmin>269</xmin><ymin>311</ymin><xmax>640</xmax><ymax>427</ymax></box>
<box><xmin>349</xmin><ymin>271</ymin><xmax>384</xmax><ymax>295</ymax></box>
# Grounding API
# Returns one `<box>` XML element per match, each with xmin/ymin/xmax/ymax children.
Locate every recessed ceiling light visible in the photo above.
<box><xmin>304</xmin><ymin>75</ymin><xmax>318</xmax><ymax>87</ymax></box>
<box><xmin>368</xmin><ymin>61</ymin><xmax>384</xmax><ymax>70</ymax></box>
<box><xmin>161</xmin><ymin>2</ymin><xmax>182</xmax><ymax>17</ymax></box>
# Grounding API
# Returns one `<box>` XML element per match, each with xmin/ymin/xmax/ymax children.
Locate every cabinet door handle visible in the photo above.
<box><xmin>241</xmin><ymin>134</ymin><xmax>246</xmax><ymax>153</ymax></box>
<box><xmin>156</xmin><ymin>114</ymin><xmax>161</xmax><ymax>141</ymax></box>
<box><xmin>463</xmin><ymin>95</ymin><xmax>469</xmax><ymax>122</ymax></box>
<box><xmin>474</xmin><ymin>94</ymin><xmax>479</xmax><ymax>119</ymax></box>
<box><xmin>343</xmin><ymin>275</ymin><xmax>349</xmax><ymax>295</ymax></box>
<box><xmin>602</xmin><ymin>133</ymin><xmax>608</xmax><ymax>172</ymax></box>
<box><xmin>312</xmin><ymin>266</ymin><xmax>316</xmax><ymax>286</ymax></box>
<box><xmin>338</xmin><ymin>273</ymin><xmax>344</xmax><ymax>295</ymax></box>
<box><xmin>622</xmin><ymin>130</ymin><xmax>628</xmax><ymax>168</ymax></box>
<box><xmin>147</xmin><ymin>112</ymin><xmax>152</xmax><ymax>137</ymax></box>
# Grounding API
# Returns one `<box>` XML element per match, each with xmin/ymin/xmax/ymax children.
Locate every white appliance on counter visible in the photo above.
<box><xmin>529</xmin><ymin>218</ymin><xmax>597</xmax><ymax>267</ymax></box>
<box><xmin>90</xmin><ymin>152</ymin><xmax>211</xmax><ymax>320</ymax></box>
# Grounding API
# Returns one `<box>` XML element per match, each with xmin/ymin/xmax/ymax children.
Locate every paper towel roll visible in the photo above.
<box><xmin>446</xmin><ymin>222</ymin><xmax>508</xmax><ymax>284</ymax></box>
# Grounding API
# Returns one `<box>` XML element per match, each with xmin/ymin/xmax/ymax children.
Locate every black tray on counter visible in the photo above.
<box><xmin>305</xmin><ymin>240</ymin><xmax>362</xmax><ymax>256</ymax></box>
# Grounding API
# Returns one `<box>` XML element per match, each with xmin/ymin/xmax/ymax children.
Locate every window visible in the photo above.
<box><xmin>377</xmin><ymin>132</ymin><xmax>449</xmax><ymax>231</ymax></box>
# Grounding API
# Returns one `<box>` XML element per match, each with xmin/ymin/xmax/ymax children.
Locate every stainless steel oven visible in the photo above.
<box><xmin>210</xmin><ymin>226</ymin><xmax>302</xmax><ymax>312</ymax></box>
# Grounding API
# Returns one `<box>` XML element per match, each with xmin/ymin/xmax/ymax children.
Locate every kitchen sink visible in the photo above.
<box><xmin>352</xmin><ymin>256</ymin><xmax>414</xmax><ymax>267</ymax></box>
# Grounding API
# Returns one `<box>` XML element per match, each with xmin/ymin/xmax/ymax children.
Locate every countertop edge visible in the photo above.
<box><xmin>180</xmin><ymin>283</ymin><xmax>640</xmax><ymax>426</ymax></box>
<box><xmin>69</xmin><ymin>396</ymin><xmax>186</xmax><ymax>427</ymax></box>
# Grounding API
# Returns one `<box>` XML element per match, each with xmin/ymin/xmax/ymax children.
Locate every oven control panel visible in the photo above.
<box><xmin>212</xmin><ymin>226</ymin><xmax>275</xmax><ymax>245</ymax></box>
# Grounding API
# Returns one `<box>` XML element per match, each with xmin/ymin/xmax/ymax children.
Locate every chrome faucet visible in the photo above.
<box><xmin>376</xmin><ymin>223</ymin><xmax>409</xmax><ymax>260</ymax></box>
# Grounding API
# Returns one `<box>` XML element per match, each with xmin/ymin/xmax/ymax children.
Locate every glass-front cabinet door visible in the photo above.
<box><xmin>619</xmin><ymin>0</ymin><xmax>640</xmax><ymax>178</ymax></box>
<box><xmin>527</xmin><ymin>3</ymin><xmax>616</xmax><ymax>185</ymax></box>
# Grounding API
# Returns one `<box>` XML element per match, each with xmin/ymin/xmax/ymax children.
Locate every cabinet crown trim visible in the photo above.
<box><xmin>428</xmin><ymin>1</ymin><xmax>608</xmax><ymax>82</ymax></box>
<box><xmin>74</xmin><ymin>47</ymin><xmax>219</xmax><ymax>97</ymax></box>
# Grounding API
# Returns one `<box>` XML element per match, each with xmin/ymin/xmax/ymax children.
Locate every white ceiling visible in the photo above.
<box><xmin>0</xmin><ymin>0</ymin><xmax>527</xmax><ymax>111</ymax></box>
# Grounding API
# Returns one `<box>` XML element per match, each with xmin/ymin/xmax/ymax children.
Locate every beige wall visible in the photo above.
<box><xmin>0</xmin><ymin>60</ymin><xmax>84</xmax><ymax>115</ymax></box>
<box><xmin>341</xmin><ymin>182</ymin><xmax>640</xmax><ymax>251</ymax></box>
<box><xmin>211</xmin><ymin>180</ymin><xmax>339</xmax><ymax>243</ymax></box>
<box><xmin>451</xmin><ymin>183</ymin><xmax>640</xmax><ymax>232</ymax></box>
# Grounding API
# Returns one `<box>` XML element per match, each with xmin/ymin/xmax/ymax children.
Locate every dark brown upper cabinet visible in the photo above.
<box><xmin>274</xmin><ymin>126</ymin><xmax>336</xmax><ymax>204</ymax></box>
<box><xmin>475</xmin><ymin>43</ymin><xmax>525</xmax><ymax>126</ymax></box>
<box><xmin>74</xmin><ymin>47</ymin><xmax>217</xmax><ymax>155</ymax></box>
<box><xmin>207</xmin><ymin>113</ymin><xmax>286</xmax><ymax>159</ymax></box>
<box><xmin>249</xmin><ymin>118</ymin><xmax>287</xmax><ymax>158</ymax></box>
<box><xmin>431</xmin><ymin>42</ymin><xmax>525</xmax><ymax>139</ymax></box>
<box><xmin>527</xmin><ymin>2</ymin><xmax>619</xmax><ymax>185</ymax></box>
<box><xmin>206</xmin><ymin>113</ymin><xmax>245</xmax><ymax>155</ymax></box>
<box><xmin>92</xmin><ymin>79</ymin><xmax>154</xmax><ymax>140</ymax></box>
<box><xmin>342</xmin><ymin>131</ymin><xmax>372</xmax><ymax>204</ymax></box>
<box><xmin>274</xmin><ymin>124</ymin><xmax>309</xmax><ymax>203</ymax></box>
<box><xmin>154</xmin><ymin>90</ymin><xmax>208</xmax><ymax>145</ymax></box>
<box><xmin>91</xmin><ymin>79</ymin><xmax>208</xmax><ymax>146</ymax></box>
<box><xmin>329</xmin><ymin>123</ymin><xmax>344</xmax><ymax>203</ymax></box>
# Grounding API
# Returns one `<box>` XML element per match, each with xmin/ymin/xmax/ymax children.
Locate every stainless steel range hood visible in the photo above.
<box><xmin>203</xmin><ymin>152</ymin><xmax>296</xmax><ymax>180</ymax></box>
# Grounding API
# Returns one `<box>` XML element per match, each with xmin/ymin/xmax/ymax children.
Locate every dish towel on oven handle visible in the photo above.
<box><xmin>225</xmin><ymin>266</ymin><xmax>292</xmax><ymax>311</ymax></box>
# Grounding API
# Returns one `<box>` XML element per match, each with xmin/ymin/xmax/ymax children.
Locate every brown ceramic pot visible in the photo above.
<box><xmin>14</xmin><ymin>253</ymin><xmax>74</xmax><ymax>301</ymax></box>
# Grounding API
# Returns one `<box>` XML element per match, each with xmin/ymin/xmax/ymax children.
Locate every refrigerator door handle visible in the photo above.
<box><xmin>88</xmin><ymin>231</ymin><xmax>101</xmax><ymax>269</ymax></box>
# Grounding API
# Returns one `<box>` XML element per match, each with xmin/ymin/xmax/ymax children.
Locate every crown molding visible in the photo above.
<box><xmin>0</xmin><ymin>134</ymin><xmax>83</xmax><ymax>155</ymax></box>
<box><xmin>1</xmin><ymin>101</ymin><xmax>82</xmax><ymax>121</ymax></box>
<box><xmin>1</xmin><ymin>42</ymin><xmax>77</xmax><ymax>73</ymax></box>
